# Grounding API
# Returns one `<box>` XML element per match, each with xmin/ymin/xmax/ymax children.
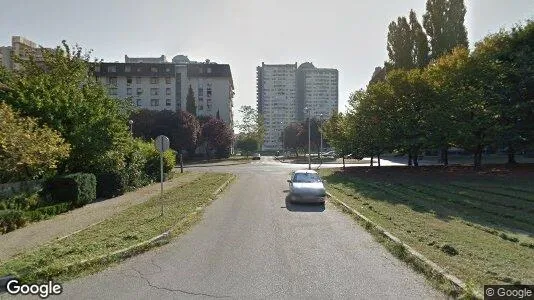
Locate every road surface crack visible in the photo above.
<box><xmin>131</xmin><ymin>266</ymin><xmax>229</xmax><ymax>298</ymax></box>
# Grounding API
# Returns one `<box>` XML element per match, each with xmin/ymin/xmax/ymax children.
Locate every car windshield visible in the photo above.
<box><xmin>293</xmin><ymin>173</ymin><xmax>322</xmax><ymax>183</ymax></box>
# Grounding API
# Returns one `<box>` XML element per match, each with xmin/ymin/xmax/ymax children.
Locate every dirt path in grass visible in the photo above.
<box><xmin>0</xmin><ymin>172</ymin><xmax>203</xmax><ymax>262</ymax></box>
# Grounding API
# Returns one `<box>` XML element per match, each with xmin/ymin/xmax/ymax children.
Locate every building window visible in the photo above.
<box><xmin>207</xmin><ymin>67</ymin><xmax>212</xmax><ymax>74</ymax></box>
<box><xmin>198</xmin><ymin>105</ymin><xmax>203</xmax><ymax>110</ymax></box>
<box><xmin>150</xmin><ymin>88</ymin><xmax>159</xmax><ymax>96</ymax></box>
<box><xmin>207</xmin><ymin>104</ymin><xmax>212</xmax><ymax>110</ymax></box>
<box><xmin>165</xmin><ymin>67</ymin><xmax>170</xmax><ymax>72</ymax></box>
<box><xmin>150</xmin><ymin>99</ymin><xmax>159</xmax><ymax>106</ymax></box>
<box><xmin>165</xmin><ymin>77</ymin><xmax>171</xmax><ymax>84</ymax></box>
<box><xmin>109</xmin><ymin>88</ymin><xmax>117</xmax><ymax>95</ymax></box>
<box><xmin>137</xmin><ymin>88</ymin><xmax>143</xmax><ymax>95</ymax></box>
<box><xmin>125</xmin><ymin>65</ymin><xmax>131</xmax><ymax>72</ymax></box>
<box><xmin>151</xmin><ymin>67</ymin><xmax>158</xmax><ymax>73</ymax></box>
<box><xmin>166</xmin><ymin>88</ymin><xmax>171</xmax><ymax>95</ymax></box>
<box><xmin>137</xmin><ymin>67</ymin><xmax>142</xmax><ymax>72</ymax></box>
<box><xmin>150</xmin><ymin>77</ymin><xmax>159</xmax><ymax>84</ymax></box>
<box><xmin>166</xmin><ymin>99</ymin><xmax>171</xmax><ymax>106</ymax></box>
<box><xmin>127</xmin><ymin>88</ymin><xmax>132</xmax><ymax>95</ymax></box>
<box><xmin>126</xmin><ymin>77</ymin><xmax>132</xmax><ymax>85</ymax></box>
<box><xmin>206</xmin><ymin>87</ymin><xmax>212</xmax><ymax>97</ymax></box>
<box><xmin>136</xmin><ymin>99</ymin><xmax>142</xmax><ymax>106</ymax></box>
<box><xmin>198</xmin><ymin>87</ymin><xmax>203</xmax><ymax>96</ymax></box>
<box><xmin>107</xmin><ymin>66</ymin><xmax>116</xmax><ymax>72</ymax></box>
<box><xmin>108</xmin><ymin>77</ymin><xmax>117</xmax><ymax>86</ymax></box>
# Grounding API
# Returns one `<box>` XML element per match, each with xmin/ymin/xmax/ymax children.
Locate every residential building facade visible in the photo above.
<box><xmin>94</xmin><ymin>55</ymin><xmax>234</xmax><ymax>128</ymax></box>
<box><xmin>0</xmin><ymin>36</ymin><xmax>51</xmax><ymax>70</ymax></box>
<box><xmin>257</xmin><ymin>62</ymin><xmax>338</xmax><ymax>150</ymax></box>
<box><xmin>256</xmin><ymin>63</ymin><xmax>298</xmax><ymax>150</ymax></box>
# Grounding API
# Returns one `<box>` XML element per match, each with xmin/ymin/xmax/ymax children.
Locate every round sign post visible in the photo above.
<box><xmin>154</xmin><ymin>135</ymin><xmax>170</xmax><ymax>216</ymax></box>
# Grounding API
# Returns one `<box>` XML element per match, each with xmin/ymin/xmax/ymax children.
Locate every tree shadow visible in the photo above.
<box><xmin>322</xmin><ymin>168</ymin><xmax>534</xmax><ymax>237</ymax></box>
<box><xmin>282</xmin><ymin>196</ymin><xmax>325</xmax><ymax>212</ymax></box>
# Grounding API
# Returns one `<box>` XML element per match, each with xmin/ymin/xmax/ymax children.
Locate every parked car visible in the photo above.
<box><xmin>252</xmin><ymin>153</ymin><xmax>261</xmax><ymax>160</ymax></box>
<box><xmin>287</xmin><ymin>170</ymin><xmax>326</xmax><ymax>204</ymax></box>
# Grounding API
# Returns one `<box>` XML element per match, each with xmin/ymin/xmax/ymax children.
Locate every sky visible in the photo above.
<box><xmin>1</xmin><ymin>0</ymin><xmax>533</xmax><ymax>125</ymax></box>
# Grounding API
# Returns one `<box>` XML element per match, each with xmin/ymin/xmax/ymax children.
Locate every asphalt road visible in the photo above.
<box><xmin>55</xmin><ymin>157</ymin><xmax>443</xmax><ymax>299</ymax></box>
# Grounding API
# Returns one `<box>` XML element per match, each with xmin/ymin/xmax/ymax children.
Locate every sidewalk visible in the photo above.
<box><xmin>0</xmin><ymin>172</ymin><xmax>203</xmax><ymax>262</ymax></box>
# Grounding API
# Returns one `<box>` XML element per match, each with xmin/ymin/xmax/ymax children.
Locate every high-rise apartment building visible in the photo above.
<box><xmin>256</xmin><ymin>63</ymin><xmax>298</xmax><ymax>150</ymax></box>
<box><xmin>257</xmin><ymin>62</ymin><xmax>338</xmax><ymax>150</ymax></box>
<box><xmin>94</xmin><ymin>55</ymin><xmax>234</xmax><ymax>128</ymax></box>
<box><xmin>0</xmin><ymin>36</ymin><xmax>51</xmax><ymax>70</ymax></box>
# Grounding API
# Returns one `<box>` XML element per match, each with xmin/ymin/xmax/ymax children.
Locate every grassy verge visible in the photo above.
<box><xmin>0</xmin><ymin>172</ymin><xmax>234</xmax><ymax>283</ymax></box>
<box><xmin>319</xmin><ymin>166</ymin><xmax>534</xmax><ymax>296</ymax></box>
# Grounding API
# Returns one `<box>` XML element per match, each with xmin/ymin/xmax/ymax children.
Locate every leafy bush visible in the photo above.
<box><xmin>95</xmin><ymin>170</ymin><xmax>129</xmax><ymax>199</ymax></box>
<box><xmin>44</xmin><ymin>173</ymin><xmax>96</xmax><ymax>207</ymax></box>
<box><xmin>145</xmin><ymin>149</ymin><xmax>176</xmax><ymax>182</ymax></box>
<box><xmin>24</xmin><ymin>203</ymin><xmax>71</xmax><ymax>222</ymax></box>
<box><xmin>0</xmin><ymin>102</ymin><xmax>70</xmax><ymax>183</ymax></box>
<box><xmin>0</xmin><ymin>192</ymin><xmax>40</xmax><ymax>211</ymax></box>
<box><xmin>0</xmin><ymin>209</ymin><xmax>26</xmax><ymax>234</ymax></box>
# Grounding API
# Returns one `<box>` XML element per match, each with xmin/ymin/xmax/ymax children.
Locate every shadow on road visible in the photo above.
<box><xmin>282</xmin><ymin>196</ymin><xmax>325</xmax><ymax>212</ymax></box>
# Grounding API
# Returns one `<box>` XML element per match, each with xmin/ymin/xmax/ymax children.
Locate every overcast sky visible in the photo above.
<box><xmin>1</xmin><ymin>0</ymin><xmax>533</xmax><ymax>124</ymax></box>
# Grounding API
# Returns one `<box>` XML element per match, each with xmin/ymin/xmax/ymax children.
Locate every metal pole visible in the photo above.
<box><xmin>180</xmin><ymin>153</ymin><xmax>183</xmax><ymax>173</ymax></box>
<box><xmin>160</xmin><ymin>147</ymin><xmax>164</xmax><ymax>216</ymax></box>
<box><xmin>320</xmin><ymin>115</ymin><xmax>323</xmax><ymax>164</ymax></box>
<box><xmin>308</xmin><ymin>110</ymin><xmax>311</xmax><ymax>170</ymax></box>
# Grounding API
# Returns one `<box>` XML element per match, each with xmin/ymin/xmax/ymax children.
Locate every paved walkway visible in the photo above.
<box><xmin>0</xmin><ymin>172</ymin><xmax>203</xmax><ymax>262</ymax></box>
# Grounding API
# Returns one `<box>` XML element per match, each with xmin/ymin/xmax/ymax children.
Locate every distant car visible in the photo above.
<box><xmin>287</xmin><ymin>170</ymin><xmax>326</xmax><ymax>204</ymax></box>
<box><xmin>252</xmin><ymin>153</ymin><xmax>261</xmax><ymax>160</ymax></box>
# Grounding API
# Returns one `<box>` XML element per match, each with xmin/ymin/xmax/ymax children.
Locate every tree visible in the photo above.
<box><xmin>283</xmin><ymin>123</ymin><xmax>304</xmax><ymax>157</ymax></box>
<box><xmin>423</xmin><ymin>0</ymin><xmax>468</xmax><ymax>59</ymax></box>
<box><xmin>201</xmin><ymin>118</ymin><xmax>233</xmax><ymax>159</ymax></box>
<box><xmin>236</xmin><ymin>105</ymin><xmax>265</xmax><ymax>147</ymax></box>
<box><xmin>409</xmin><ymin>10</ymin><xmax>431</xmax><ymax>68</ymax></box>
<box><xmin>130</xmin><ymin>109</ymin><xmax>200</xmax><ymax>153</ymax></box>
<box><xmin>2</xmin><ymin>41</ymin><xmax>132</xmax><ymax>174</ymax></box>
<box><xmin>234</xmin><ymin>136</ymin><xmax>258</xmax><ymax>157</ymax></box>
<box><xmin>387</xmin><ymin>16</ymin><xmax>414</xmax><ymax>69</ymax></box>
<box><xmin>186</xmin><ymin>85</ymin><xmax>196</xmax><ymax>116</ymax></box>
<box><xmin>0</xmin><ymin>102</ymin><xmax>71</xmax><ymax>182</ymax></box>
<box><xmin>323</xmin><ymin>112</ymin><xmax>351</xmax><ymax>168</ymax></box>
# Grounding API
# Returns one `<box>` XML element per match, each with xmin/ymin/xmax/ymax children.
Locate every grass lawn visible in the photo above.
<box><xmin>319</xmin><ymin>165</ymin><xmax>534</xmax><ymax>295</ymax></box>
<box><xmin>0</xmin><ymin>172</ymin><xmax>234</xmax><ymax>282</ymax></box>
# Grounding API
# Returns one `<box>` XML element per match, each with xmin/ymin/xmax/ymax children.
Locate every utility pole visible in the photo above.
<box><xmin>319</xmin><ymin>113</ymin><xmax>323</xmax><ymax>164</ymax></box>
<box><xmin>305</xmin><ymin>107</ymin><xmax>311</xmax><ymax>170</ymax></box>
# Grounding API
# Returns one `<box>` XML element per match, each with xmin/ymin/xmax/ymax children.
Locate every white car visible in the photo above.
<box><xmin>252</xmin><ymin>153</ymin><xmax>261</xmax><ymax>160</ymax></box>
<box><xmin>287</xmin><ymin>170</ymin><xmax>326</xmax><ymax>204</ymax></box>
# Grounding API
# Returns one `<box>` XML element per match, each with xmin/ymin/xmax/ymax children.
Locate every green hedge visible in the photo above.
<box><xmin>24</xmin><ymin>203</ymin><xmax>71</xmax><ymax>222</ymax></box>
<box><xmin>95</xmin><ymin>170</ymin><xmax>129</xmax><ymax>199</ymax></box>
<box><xmin>0</xmin><ymin>209</ymin><xmax>25</xmax><ymax>234</ymax></box>
<box><xmin>44</xmin><ymin>173</ymin><xmax>96</xmax><ymax>207</ymax></box>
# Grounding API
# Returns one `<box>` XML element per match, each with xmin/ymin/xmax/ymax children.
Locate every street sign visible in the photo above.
<box><xmin>154</xmin><ymin>135</ymin><xmax>170</xmax><ymax>153</ymax></box>
<box><xmin>154</xmin><ymin>135</ymin><xmax>170</xmax><ymax>216</ymax></box>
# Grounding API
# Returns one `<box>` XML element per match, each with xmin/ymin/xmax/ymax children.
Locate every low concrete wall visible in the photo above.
<box><xmin>0</xmin><ymin>180</ymin><xmax>43</xmax><ymax>198</ymax></box>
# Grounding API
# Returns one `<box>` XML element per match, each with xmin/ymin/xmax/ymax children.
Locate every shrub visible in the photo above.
<box><xmin>0</xmin><ymin>192</ymin><xmax>40</xmax><ymax>211</ymax></box>
<box><xmin>24</xmin><ymin>203</ymin><xmax>71</xmax><ymax>222</ymax></box>
<box><xmin>95</xmin><ymin>170</ymin><xmax>129</xmax><ymax>199</ymax></box>
<box><xmin>44</xmin><ymin>173</ymin><xmax>96</xmax><ymax>207</ymax></box>
<box><xmin>0</xmin><ymin>102</ymin><xmax>70</xmax><ymax>183</ymax></box>
<box><xmin>145</xmin><ymin>148</ymin><xmax>176</xmax><ymax>182</ymax></box>
<box><xmin>0</xmin><ymin>209</ymin><xmax>26</xmax><ymax>234</ymax></box>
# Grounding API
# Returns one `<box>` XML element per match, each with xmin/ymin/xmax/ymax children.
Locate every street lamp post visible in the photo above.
<box><xmin>128</xmin><ymin>119</ymin><xmax>133</xmax><ymax>135</ymax></box>
<box><xmin>319</xmin><ymin>113</ymin><xmax>323</xmax><ymax>164</ymax></box>
<box><xmin>305</xmin><ymin>107</ymin><xmax>311</xmax><ymax>170</ymax></box>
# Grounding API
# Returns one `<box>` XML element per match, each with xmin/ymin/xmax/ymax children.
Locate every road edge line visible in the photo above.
<box><xmin>326</xmin><ymin>191</ymin><xmax>483</xmax><ymax>299</ymax></box>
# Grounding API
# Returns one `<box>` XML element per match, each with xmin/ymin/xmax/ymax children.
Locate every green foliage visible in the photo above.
<box><xmin>201</xmin><ymin>118</ymin><xmax>234</xmax><ymax>159</ymax></box>
<box><xmin>0</xmin><ymin>102</ymin><xmax>71</xmax><ymax>183</ymax></box>
<box><xmin>0</xmin><ymin>192</ymin><xmax>40</xmax><ymax>211</ymax></box>
<box><xmin>237</xmin><ymin>105</ymin><xmax>265</xmax><ymax>147</ymax></box>
<box><xmin>235</xmin><ymin>136</ymin><xmax>259</xmax><ymax>156</ymax></box>
<box><xmin>0</xmin><ymin>209</ymin><xmax>26</xmax><ymax>234</ymax></box>
<box><xmin>144</xmin><ymin>147</ymin><xmax>176</xmax><ymax>182</ymax></box>
<box><xmin>24</xmin><ymin>203</ymin><xmax>71</xmax><ymax>222</ymax></box>
<box><xmin>44</xmin><ymin>173</ymin><xmax>96</xmax><ymax>207</ymax></box>
<box><xmin>186</xmin><ymin>85</ymin><xmax>197</xmax><ymax>116</ymax></box>
<box><xmin>423</xmin><ymin>0</ymin><xmax>468</xmax><ymax>59</ymax></box>
<box><xmin>2</xmin><ymin>42</ymin><xmax>133</xmax><ymax>175</ymax></box>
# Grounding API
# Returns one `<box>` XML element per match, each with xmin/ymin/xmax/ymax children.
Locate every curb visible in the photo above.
<box><xmin>326</xmin><ymin>191</ymin><xmax>483</xmax><ymax>299</ymax></box>
<box><xmin>13</xmin><ymin>174</ymin><xmax>237</xmax><ymax>283</ymax></box>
